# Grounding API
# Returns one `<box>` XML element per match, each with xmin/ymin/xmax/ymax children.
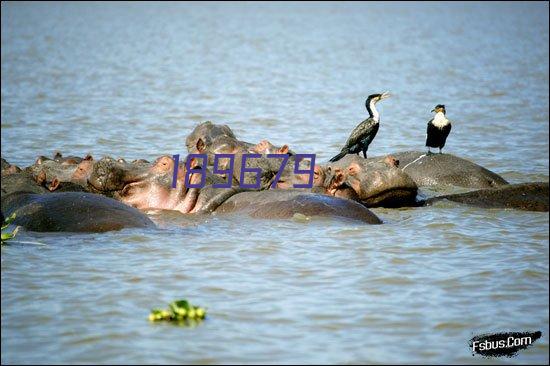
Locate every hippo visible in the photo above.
<box><xmin>88</xmin><ymin>155</ymin><xmax>222</xmax><ymax>212</ymax></box>
<box><xmin>214</xmin><ymin>189</ymin><xmax>382</xmax><ymax>224</ymax></box>
<box><xmin>423</xmin><ymin>182</ymin><xmax>549</xmax><ymax>212</ymax></box>
<box><xmin>185</xmin><ymin>121</ymin><xmax>239</xmax><ymax>155</ymax></box>
<box><xmin>1</xmin><ymin>170</ymin><xmax>48</xmax><ymax>196</ymax></box>
<box><xmin>248</xmin><ymin>140</ymin><xmax>291</xmax><ymax>155</ymax></box>
<box><xmin>187</xmin><ymin>122</ymin><xmax>294</xmax><ymax>179</ymax></box>
<box><xmin>317</xmin><ymin>154</ymin><xmax>419</xmax><ymax>208</ymax></box>
<box><xmin>86</xmin><ymin>153</ymin><xmax>383</xmax><ymax>223</ymax></box>
<box><xmin>52</xmin><ymin>151</ymin><xmax>87</xmax><ymax>165</ymax></box>
<box><xmin>380</xmin><ymin>151</ymin><xmax>509</xmax><ymax>189</ymax></box>
<box><xmin>24</xmin><ymin>154</ymin><xmax>94</xmax><ymax>191</ymax></box>
<box><xmin>1</xmin><ymin>191</ymin><xmax>155</xmax><ymax>232</ymax></box>
<box><xmin>1</xmin><ymin>157</ymin><xmax>22</xmax><ymax>176</ymax></box>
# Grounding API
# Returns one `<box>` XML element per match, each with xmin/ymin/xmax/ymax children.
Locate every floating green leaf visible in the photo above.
<box><xmin>1</xmin><ymin>213</ymin><xmax>19</xmax><ymax>245</ymax></box>
<box><xmin>149</xmin><ymin>298</ymin><xmax>207</xmax><ymax>325</ymax></box>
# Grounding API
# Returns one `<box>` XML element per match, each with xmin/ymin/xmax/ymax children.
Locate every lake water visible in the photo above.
<box><xmin>1</xmin><ymin>2</ymin><xmax>549</xmax><ymax>364</ymax></box>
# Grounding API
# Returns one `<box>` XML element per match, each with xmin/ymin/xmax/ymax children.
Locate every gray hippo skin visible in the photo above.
<box><xmin>1</xmin><ymin>159</ymin><xmax>48</xmax><ymax>196</ymax></box>
<box><xmin>381</xmin><ymin>151</ymin><xmax>508</xmax><ymax>188</ymax></box>
<box><xmin>1</xmin><ymin>191</ymin><xmax>156</xmax><ymax>232</ymax></box>
<box><xmin>25</xmin><ymin>154</ymin><xmax>94</xmax><ymax>191</ymax></box>
<box><xmin>87</xmin><ymin>154</ymin><xmax>382</xmax><ymax>223</ymax></box>
<box><xmin>424</xmin><ymin>182</ymin><xmax>549</xmax><ymax>212</ymax></box>
<box><xmin>215</xmin><ymin>190</ymin><xmax>382</xmax><ymax>224</ymax></box>
<box><xmin>1</xmin><ymin>157</ymin><xmax>22</xmax><ymax>175</ymax></box>
<box><xmin>318</xmin><ymin>155</ymin><xmax>419</xmax><ymax>207</ymax></box>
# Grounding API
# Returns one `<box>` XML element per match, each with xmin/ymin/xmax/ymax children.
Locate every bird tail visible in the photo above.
<box><xmin>329</xmin><ymin>149</ymin><xmax>348</xmax><ymax>163</ymax></box>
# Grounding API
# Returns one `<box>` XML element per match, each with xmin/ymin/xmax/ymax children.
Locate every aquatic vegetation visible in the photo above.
<box><xmin>1</xmin><ymin>213</ymin><xmax>19</xmax><ymax>245</ymax></box>
<box><xmin>149</xmin><ymin>299</ymin><xmax>207</xmax><ymax>325</ymax></box>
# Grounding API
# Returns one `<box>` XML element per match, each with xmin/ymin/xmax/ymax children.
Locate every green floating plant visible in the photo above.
<box><xmin>149</xmin><ymin>299</ymin><xmax>207</xmax><ymax>324</ymax></box>
<box><xmin>1</xmin><ymin>213</ymin><xmax>19</xmax><ymax>245</ymax></box>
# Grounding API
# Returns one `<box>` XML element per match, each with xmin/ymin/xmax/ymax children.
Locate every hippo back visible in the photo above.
<box><xmin>388</xmin><ymin>151</ymin><xmax>508</xmax><ymax>189</ymax></box>
<box><xmin>216</xmin><ymin>190</ymin><xmax>382</xmax><ymax>224</ymax></box>
<box><xmin>2</xmin><ymin>192</ymin><xmax>155</xmax><ymax>232</ymax></box>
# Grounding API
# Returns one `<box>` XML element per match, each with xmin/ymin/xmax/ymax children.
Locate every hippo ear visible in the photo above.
<box><xmin>35</xmin><ymin>156</ymin><xmax>47</xmax><ymax>165</ymax></box>
<box><xmin>196</xmin><ymin>138</ymin><xmax>206</xmax><ymax>153</ymax></box>
<box><xmin>7</xmin><ymin>165</ymin><xmax>21</xmax><ymax>175</ymax></box>
<box><xmin>189</xmin><ymin>157</ymin><xmax>201</xmax><ymax>169</ymax></box>
<box><xmin>53</xmin><ymin>151</ymin><xmax>62</xmax><ymax>159</ymax></box>
<box><xmin>49</xmin><ymin>178</ymin><xmax>60</xmax><ymax>192</ymax></box>
<box><xmin>384</xmin><ymin>155</ymin><xmax>399</xmax><ymax>168</ymax></box>
<box><xmin>252</xmin><ymin>140</ymin><xmax>268</xmax><ymax>154</ymax></box>
<box><xmin>84</xmin><ymin>154</ymin><xmax>93</xmax><ymax>161</ymax></box>
<box><xmin>278</xmin><ymin>145</ymin><xmax>289</xmax><ymax>154</ymax></box>
<box><xmin>36</xmin><ymin>170</ymin><xmax>47</xmax><ymax>185</ymax></box>
<box><xmin>347</xmin><ymin>163</ymin><xmax>360</xmax><ymax>176</ymax></box>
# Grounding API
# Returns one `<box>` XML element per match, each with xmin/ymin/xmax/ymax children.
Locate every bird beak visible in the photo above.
<box><xmin>431</xmin><ymin>109</ymin><xmax>435</xmax><ymax>112</ymax></box>
<box><xmin>380</xmin><ymin>91</ymin><xmax>390</xmax><ymax>100</ymax></box>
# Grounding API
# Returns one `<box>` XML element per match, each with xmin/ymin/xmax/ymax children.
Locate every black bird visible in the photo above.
<box><xmin>425</xmin><ymin>104</ymin><xmax>452</xmax><ymax>154</ymax></box>
<box><xmin>329</xmin><ymin>92</ymin><xmax>390</xmax><ymax>162</ymax></box>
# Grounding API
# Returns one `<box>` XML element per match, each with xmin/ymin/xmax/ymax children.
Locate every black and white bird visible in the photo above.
<box><xmin>329</xmin><ymin>92</ymin><xmax>390</xmax><ymax>162</ymax></box>
<box><xmin>425</xmin><ymin>104</ymin><xmax>452</xmax><ymax>154</ymax></box>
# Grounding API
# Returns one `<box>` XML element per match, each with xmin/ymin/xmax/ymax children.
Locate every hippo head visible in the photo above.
<box><xmin>319</xmin><ymin>155</ymin><xmax>418</xmax><ymax>207</ymax></box>
<box><xmin>69</xmin><ymin>155</ymin><xmax>94</xmax><ymax>185</ymax></box>
<box><xmin>25</xmin><ymin>154</ymin><xmax>92</xmax><ymax>192</ymax></box>
<box><xmin>88</xmin><ymin>157</ymin><xmax>152</xmax><ymax>193</ymax></box>
<box><xmin>249</xmin><ymin>140</ymin><xmax>290</xmax><ymax>155</ymax></box>
<box><xmin>186</xmin><ymin>121</ymin><xmax>236</xmax><ymax>154</ymax></box>
<box><xmin>1</xmin><ymin>158</ymin><xmax>22</xmax><ymax>176</ymax></box>
<box><xmin>88</xmin><ymin>155</ymin><xmax>206</xmax><ymax>213</ymax></box>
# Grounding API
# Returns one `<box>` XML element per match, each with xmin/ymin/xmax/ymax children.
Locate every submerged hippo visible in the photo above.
<box><xmin>382</xmin><ymin>151</ymin><xmax>509</xmax><ymax>189</ymax></box>
<box><xmin>424</xmin><ymin>182</ymin><xmax>549</xmax><ymax>212</ymax></box>
<box><xmin>215</xmin><ymin>190</ymin><xmax>382</xmax><ymax>224</ymax></box>
<box><xmin>1</xmin><ymin>170</ymin><xmax>48</xmax><ymax>196</ymax></box>
<box><xmin>24</xmin><ymin>153</ymin><xmax>94</xmax><ymax>191</ymax></box>
<box><xmin>1</xmin><ymin>191</ymin><xmax>155</xmax><ymax>232</ymax></box>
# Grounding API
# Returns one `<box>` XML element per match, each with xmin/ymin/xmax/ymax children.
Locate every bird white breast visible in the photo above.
<box><xmin>369</xmin><ymin>99</ymin><xmax>380</xmax><ymax>122</ymax></box>
<box><xmin>432</xmin><ymin>112</ymin><xmax>449</xmax><ymax>128</ymax></box>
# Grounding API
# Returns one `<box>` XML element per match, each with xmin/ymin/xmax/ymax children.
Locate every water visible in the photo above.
<box><xmin>1</xmin><ymin>2</ymin><xmax>549</xmax><ymax>364</ymax></box>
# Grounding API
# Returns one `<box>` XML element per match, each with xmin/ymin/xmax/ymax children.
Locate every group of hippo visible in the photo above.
<box><xmin>1</xmin><ymin>121</ymin><xmax>548</xmax><ymax>233</ymax></box>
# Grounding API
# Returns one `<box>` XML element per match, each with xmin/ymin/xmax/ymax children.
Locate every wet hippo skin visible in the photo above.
<box><xmin>1</xmin><ymin>192</ymin><xmax>156</xmax><ymax>232</ymax></box>
<box><xmin>215</xmin><ymin>189</ymin><xmax>382</xmax><ymax>224</ymax></box>
<box><xmin>424</xmin><ymin>182</ymin><xmax>549</xmax><ymax>212</ymax></box>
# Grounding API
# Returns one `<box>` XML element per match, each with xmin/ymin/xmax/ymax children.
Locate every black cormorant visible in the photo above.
<box><xmin>426</xmin><ymin>104</ymin><xmax>452</xmax><ymax>154</ymax></box>
<box><xmin>329</xmin><ymin>92</ymin><xmax>390</xmax><ymax>162</ymax></box>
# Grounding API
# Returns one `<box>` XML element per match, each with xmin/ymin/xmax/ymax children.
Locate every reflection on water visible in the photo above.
<box><xmin>1</xmin><ymin>2</ymin><xmax>549</xmax><ymax>364</ymax></box>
